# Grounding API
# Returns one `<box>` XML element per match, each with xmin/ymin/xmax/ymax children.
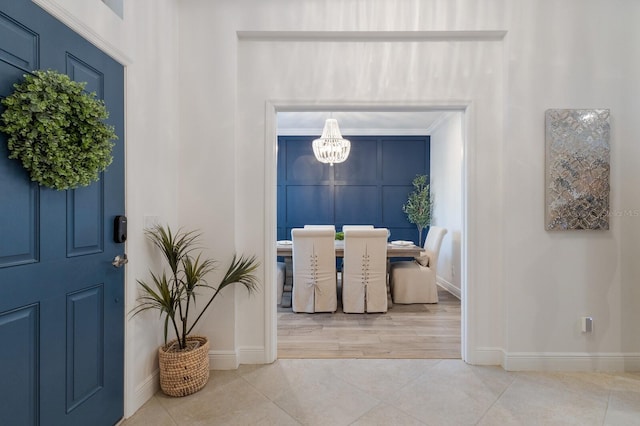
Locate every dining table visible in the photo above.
<box><xmin>276</xmin><ymin>240</ymin><xmax>423</xmax><ymax>258</ymax></box>
<box><xmin>276</xmin><ymin>239</ymin><xmax>423</xmax><ymax>308</ymax></box>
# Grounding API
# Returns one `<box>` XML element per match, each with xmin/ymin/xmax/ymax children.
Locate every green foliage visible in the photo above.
<box><xmin>335</xmin><ymin>231</ymin><xmax>344</xmax><ymax>240</ymax></box>
<box><xmin>131</xmin><ymin>225</ymin><xmax>260</xmax><ymax>350</ymax></box>
<box><xmin>0</xmin><ymin>69</ymin><xmax>117</xmax><ymax>190</ymax></box>
<box><xmin>402</xmin><ymin>174</ymin><xmax>432</xmax><ymax>245</ymax></box>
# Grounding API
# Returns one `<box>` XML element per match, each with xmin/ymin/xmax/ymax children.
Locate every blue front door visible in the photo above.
<box><xmin>0</xmin><ymin>1</ymin><xmax>125</xmax><ymax>425</ymax></box>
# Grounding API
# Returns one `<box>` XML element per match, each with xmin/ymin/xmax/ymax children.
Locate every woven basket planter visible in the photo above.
<box><xmin>158</xmin><ymin>336</ymin><xmax>210</xmax><ymax>397</ymax></box>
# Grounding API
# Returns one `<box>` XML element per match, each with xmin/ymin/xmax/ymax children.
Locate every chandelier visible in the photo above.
<box><xmin>312</xmin><ymin>119</ymin><xmax>351</xmax><ymax>166</ymax></box>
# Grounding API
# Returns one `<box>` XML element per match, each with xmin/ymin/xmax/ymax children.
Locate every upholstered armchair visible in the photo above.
<box><xmin>342</xmin><ymin>228</ymin><xmax>389</xmax><ymax>313</ymax></box>
<box><xmin>291</xmin><ymin>228</ymin><xmax>337</xmax><ymax>313</ymax></box>
<box><xmin>389</xmin><ymin>226</ymin><xmax>447</xmax><ymax>304</ymax></box>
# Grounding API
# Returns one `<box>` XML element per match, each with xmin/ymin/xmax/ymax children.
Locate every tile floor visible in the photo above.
<box><xmin>121</xmin><ymin>359</ymin><xmax>640</xmax><ymax>425</ymax></box>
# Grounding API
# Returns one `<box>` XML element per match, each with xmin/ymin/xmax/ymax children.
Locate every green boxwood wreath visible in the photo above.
<box><xmin>0</xmin><ymin>69</ymin><xmax>117</xmax><ymax>190</ymax></box>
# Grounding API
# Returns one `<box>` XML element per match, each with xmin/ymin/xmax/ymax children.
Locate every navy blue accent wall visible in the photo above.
<box><xmin>277</xmin><ymin>135</ymin><xmax>430</xmax><ymax>244</ymax></box>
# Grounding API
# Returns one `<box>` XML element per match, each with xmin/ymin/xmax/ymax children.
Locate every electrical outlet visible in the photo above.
<box><xmin>581</xmin><ymin>316</ymin><xmax>593</xmax><ymax>333</ymax></box>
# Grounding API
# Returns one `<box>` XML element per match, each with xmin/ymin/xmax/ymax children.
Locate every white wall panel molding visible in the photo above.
<box><xmin>469</xmin><ymin>347</ymin><xmax>505</xmax><ymax>366</ymax></box>
<box><xmin>504</xmin><ymin>352</ymin><xmax>640</xmax><ymax>372</ymax></box>
<box><xmin>132</xmin><ymin>370</ymin><xmax>159</xmax><ymax>415</ymax></box>
<box><xmin>209</xmin><ymin>349</ymin><xmax>240</xmax><ymax>371</ymax></box>
<box><xmin>437</xmin><ymin>277</ymin><xmax>461</xmax><ymax>300</ymax></box>
<box><xmin>238</xmin><ymin>346</ymin><xmax>269</xmax><ymax>365</ymax></box>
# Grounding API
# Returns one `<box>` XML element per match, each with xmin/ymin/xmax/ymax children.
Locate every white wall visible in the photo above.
<box><xmin>122</xmin><ymin>0</ymin><xmax>180</xmax><ymax>413</ymax></box>
<box><xmin>430</xmin><ymin>113</ymin><xmax>463</xmax><ymax>297</ymax></box>
<box><xmin>177</xmin><ymin>0</ymin><xmax>244</xmax><ymax>367</ymax></box>
<box><xmin>502</xmin><ymin>0</ymin><xmax>640</xmax><ymax>369</ymax></box>
<box><xmin>179</xmin><ymin>0</ymin><xmax>640</xmax><ymax>372</ymax></box>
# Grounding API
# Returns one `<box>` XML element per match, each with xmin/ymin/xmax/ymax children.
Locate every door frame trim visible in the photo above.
<box><xmin>263</xmin><ymin>100</ymin><xmax>472</xmax><ymax>363</ymax></box>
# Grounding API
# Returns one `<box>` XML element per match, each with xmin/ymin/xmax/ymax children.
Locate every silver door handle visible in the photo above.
<box><xmin>112</xmin><ymin>254</ymin><xmax>128</xmax><ymax>268</ymax></box>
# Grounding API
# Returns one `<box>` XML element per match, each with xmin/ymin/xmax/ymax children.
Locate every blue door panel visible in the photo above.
<box><xmin>0</xmin><ymin>60</ymin><xmax>33</xmax><ymax>97</ymax></box>
<box><xmin>0</xmin><ymin>170</ymin><xmax>39</xmax><ymax>266</ymax></box>
<box><xmin>66</xmin><ymin>54</ymin><xmax>104</xmax><ymax>98</ymax></box>
<box><xmin>0</xmin><ymin>12</ymin><xmax>38</xmax><ymax>96</ymax></box>
<box><xmin>0</xmin><ymin>304</ymin><xmax>39</xmax><ymax>426</ymax></box>
<box><xmin>66</xmin><ymin>285</ymin><xmax>104</xmax><ymax>412</ymax></box>
<box><xmin>0</xmin><ymin>11</ymin><xmax>40</xmax><ymax>268</ymax></box>
<box><xmin>0</xmin><ymin>13</ymin><xmax>38</xmax><ymax>66</ymax></box>
<box><xmin>67</xmin><ymin>183</ymin><xmax>105</xmax><ymax>257</ymax></box>
<box><xmin>0</xmin><ymin>0</ymin><xmax>124</xmax><ymax>425</ymax></box>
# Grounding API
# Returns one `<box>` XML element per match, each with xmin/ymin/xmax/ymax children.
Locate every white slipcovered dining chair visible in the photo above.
<box><xmin>342</xmin><ymin>225</ymin><xmax>374</xmax><ymax>231</ymax></box>
<box><xmin>342</xmin><ymin>228</ymin><xmax>389</xmax><ymax>313</ymax></box>
<box><xmin>304</xmin><ymin>224</ymin><xmax>336</xmax><ymax>231</ymax></box>
<box><xmin>389</xmin><ymin>226</ymin><xmax>447</xmax><ymax>304</ymax></box>
<box><xmin>291</xmin><ymin>228</ymin><xmax>337</xmax><ymax>313</ymax></box>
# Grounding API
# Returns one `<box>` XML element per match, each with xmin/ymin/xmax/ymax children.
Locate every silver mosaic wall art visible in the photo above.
<box><xmin>545</xmin><ymin>109</ymin><xmax>610</xmax><ymax>230</ymax></box>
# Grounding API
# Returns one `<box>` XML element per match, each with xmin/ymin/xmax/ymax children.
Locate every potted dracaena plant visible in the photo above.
<box><xmin>402</xmin><ymin>174</ymin><xmax>432</xmax><ymax>247</ymax></box>
<box><xmin>132</xmin><ymin>224</ymin><xmax>259</xmax><ymax>397</ymax></box>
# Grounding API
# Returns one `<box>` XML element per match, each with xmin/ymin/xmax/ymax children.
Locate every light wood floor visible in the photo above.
<box><xmin>277</xmin><ymin>286</ymin><xmax>461</xmax><ymax>359</ymax></box>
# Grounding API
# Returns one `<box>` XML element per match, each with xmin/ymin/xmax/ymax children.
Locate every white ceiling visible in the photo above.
<box><xmin>277</xmin><ymin>111</ymin><xmax>449</xmax><ymax>136</ymax></box>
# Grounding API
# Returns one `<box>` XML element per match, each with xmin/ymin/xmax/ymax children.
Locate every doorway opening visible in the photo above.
<box><xmin>268</xmin><ymin>107</ymin><xmax>467</xmax><ymax>361</ymax></box>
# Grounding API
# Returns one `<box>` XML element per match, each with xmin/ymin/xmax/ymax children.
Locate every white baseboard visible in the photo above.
<box><xmin>436</xmin><ymin>276</ymin><xmax>461</xmax><ymax>299</ymax></box>
<box><xmin>503</xmin><ymin>352</ymin><xmax>640</xmax><ymax>372</ymax></box>
<box><xmin>209</xmin><ymin>346</ymin><xmax>269</xmax><ymax>369</ymax></box>
<box><xmin>238</xmin><ymin>346</ymin><xmax>268</xmax><ymax>365</ymax></box>
<box><xmin>209</xmin><ymin>349</ymin><xmax>240</xmax><ymax>370</ymax></box>
<box><xmin>127</xmin><ymin>369</ymin><xmax>159</xmax><ymax>418</ymax></box>
<box><xmin>467</xmin><ymin>347</ymin><xmax>504</xmax><ymax>366</ymax></box>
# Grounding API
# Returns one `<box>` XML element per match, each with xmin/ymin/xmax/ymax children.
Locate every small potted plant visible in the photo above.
<box><xmin>132</xmin><ymin>224</ymin><xmax>259</xmax><ymax>397</ymax></box>
<box><xmin>402</xmin><ymin>174</ymin><xmax>432</xmax><ymax>247</ymax></box>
